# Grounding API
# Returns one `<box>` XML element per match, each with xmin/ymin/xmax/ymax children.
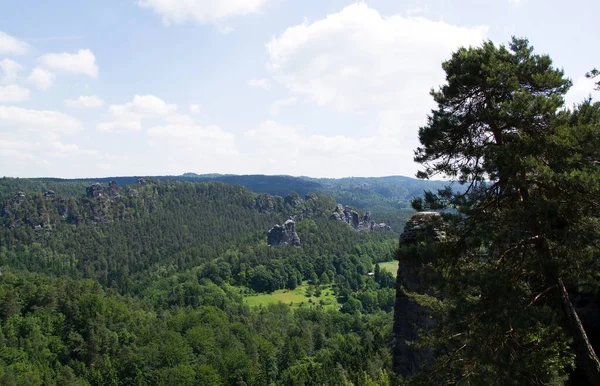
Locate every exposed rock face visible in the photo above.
<box><xmin>370</xmin><ymin>221</ymin><xmax>393</xmax><ymax>232</ymax></box>
<box><xmin>86</xmin><ymin>181</ymin><xmax>120</xmax><ymax>199</ymax></box>
<box><xmin>255</xmin><ymin>193</ymin><xmax>275</xmax><ymax>212</ymax></box>
<box><xmin>267</xmin><ymin>219</ymin><xmax>301</xmax><ymax>247</ymax></box>
<box><xmin>351</xmin><ymin>211</ymin><xmax>360</xmax><ymax>229</ymax></box>
<box><xmin>392</xmin><ymin>212</ymin><xmax>444</xmax><ymax>378</ymax></box>
<box><xmin>284</xmin><ymin>193</ymin><xmax>303</xmax><ymax>208</ymax></box>
<box><xmin>399</xmin><ymin>211</ymin><xmax>446</xmax><ymax>245</ymax></box>
<box><xmin>363</xmin><ymin>211</ymin><xmax>371</xmax><ymax>223</ymax></box>
<box><xmin>329</xmin><ymin>204</ymin><xmax>393</xmax><ymax>232</ymax></box>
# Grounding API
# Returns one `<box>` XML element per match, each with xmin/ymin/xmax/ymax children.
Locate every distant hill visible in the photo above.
<box><xmin>1</xmin><ymin>173</ymin><xmax>457</xmax><ymax>230</ymax></box>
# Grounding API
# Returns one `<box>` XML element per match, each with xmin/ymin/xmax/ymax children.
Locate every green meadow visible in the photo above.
<box><xmin>378</xmin><ymin>260</ymin><xmax>398</xmax><ymax>277</ymax></box>
<box><xmin>244</xmin><ymin>284</ymin><xmax>339</xmax><ymax>309</ymax></box>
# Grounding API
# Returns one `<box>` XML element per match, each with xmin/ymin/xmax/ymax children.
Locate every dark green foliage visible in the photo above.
<box><xmin>1</xmin><ymin>173</ymin><xmax>454</xmax><ymax>232</ymax></box>
<box><xmin>0</xmin><ymin>179</ymin><xmax>398</xmax><ymax>384</ymax></box>
<box><xmin>409</xmin><ymin>37</ymin><xmax>600</xmax><ymax>385</ymax></box>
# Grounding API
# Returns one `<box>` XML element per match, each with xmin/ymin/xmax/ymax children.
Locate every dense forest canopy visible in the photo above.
<box><xmin>0</xmin><ymin>178</ymin><xmax>400</xmax><ymax>385</ymax></box>
<box><xmin>0</xmin><ymin>174</ymin><xmax>452</xmax><ymax>232</ymax></box>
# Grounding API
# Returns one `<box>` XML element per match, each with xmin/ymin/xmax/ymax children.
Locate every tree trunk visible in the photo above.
<box><xmin>558</xmin><ymin>278</ymin><xmax>600</xmax><ymax>385</ymax></box>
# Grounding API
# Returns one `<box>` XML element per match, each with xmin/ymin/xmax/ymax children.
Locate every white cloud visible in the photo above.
<box><xmin>138</xmin><ymin>0</ymin><xmax>269</xmax><ymax>24</ymax></box>
<box><xmin>0</xmin><ymin>31</ymin><xmax>28</xmax><ymax>55</ymax></box>
<box><xmin>0</xmin><ymin>59</ymin><xmax>22</xmax><ymax>84</ymax></box>
<box><xmin>189</xmin><ymin>104</ymin><xmax>202</xmax><ymax>114</ymax></box>
<box><xmin>148</xmin><ymin>123</ymin><xmax>238</xmax><ymax>155</ymax></box>
<box><xmin>269</xmin><ymin>96</ymin><xmax>297</xmax><ymax>115</ymax></box>
<box><xmin>0</xmin><ymin>134</ymin><xmax>96</xmax><ymax>167</ymax></box>
<box><xmin>0</xmin><ymin>106</ymin><xmax>82</xmax><ymax>134</ymax></box>
<box><xmin>64</xmin><ymin>95</ymin><xmax>105</xmax><ymax>108</ymax></box>
<box><xmin>262</xmin><ymin>3</ymin><xmax>488</xmax><ymax>176</ymax></box>
<box><xmin>509</xmin><ymin>0</ymin><xmax>521</xmax><ymax>4</ymax></box>
<box><xmin>27</xmin><ymin>68</ymin><xmax>56</xmax><ymax>90</ymax></box>
<box><xmin>96</xmin><ymin>121</ymin><xmax>142</xmax><ymax>133</ymax></box>
<box><xmin>39</xmin><ymin>49</ymin><xmax>98</xmax><ymax>77</ymax></box>
<box><xmin>0</xmin><ymin>85</ymin><xmax>30</xmax><ymax>103</ymax></box>
<box><xmin>97</xmin><ymin>94</ymin><xmax>177</xmax><ymax>132</ymax></box>
<box><xmin>565</xmin><ymin>76</ymin><xmax>600</xmax><ymax>107</ymax></box>
<box><xmin>248</xmin><ymin>78</ymin><xmax>271</xmax><ymax>90</ymax></box>
<box><xmin>110</xmin><ymin>94</ymin><xmax>177</xmax><ymax>117</ymax></box>
<box><xmin>243</xmin><ymin>120</ymin><xmax>409</xmax><ymax>177</ymax></box>
<box><xmin>267</xmin><ymin>3</ymin><xmax>487</xmax><ymax>114</ymax></box>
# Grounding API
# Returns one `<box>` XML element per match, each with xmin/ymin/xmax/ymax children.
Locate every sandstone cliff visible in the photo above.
<box><xmin>392</xmin><ymin>211</ymin><xmax>444</xmax><ymax>377</ymax></box>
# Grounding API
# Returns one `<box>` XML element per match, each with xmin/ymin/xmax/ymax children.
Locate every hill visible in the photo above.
<box><xmin>1</xmin><ymin>173</ymin><xmax>454</xmax><ymax>231</ymax></box>
<box><xmin>0</xmin><ymin>179</ymin><xmax>399</xmax><ymax>384</ymax></box>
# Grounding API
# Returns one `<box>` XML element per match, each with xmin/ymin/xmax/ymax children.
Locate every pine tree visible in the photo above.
<box><xmin>412</xmin><ymin>37</ymin><xmax>600</xmax><ymax>384</ymax></box>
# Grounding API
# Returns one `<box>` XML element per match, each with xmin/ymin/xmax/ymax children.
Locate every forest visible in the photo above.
<box><xmin>1</xmin><ymin>36</ymin><xmax>599</xmax><ymax>386</ymax></box>
<box><xmin>0</xmin><ymin>178</ymin><xmax>399</xmax><ymax>385</ymax></box>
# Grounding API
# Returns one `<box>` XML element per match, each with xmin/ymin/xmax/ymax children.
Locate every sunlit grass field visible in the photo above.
<box><xmin>244</xmin><ymin>283</ymin><xmax>338</xmax><ymax>309</ymax></box>
<box><xmin>378</xmin><ymin>260</ymin><xmax>398</xmax><ymax>277</ymax></box>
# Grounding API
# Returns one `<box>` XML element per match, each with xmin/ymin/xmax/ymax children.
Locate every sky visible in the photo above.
<box><xmin>0</xmin><ymin>0</ymin><xmax>598</xmax><ymax>179</ymax></box>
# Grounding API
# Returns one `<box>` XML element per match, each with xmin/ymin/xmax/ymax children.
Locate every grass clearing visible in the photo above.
<box><xmin>244</xmin><ymin>284</ymin><xmax>338</xmax><ymax>309</ymax></box>
<box><xmin>378</xmin><ymin>260</ymin><xmax>398</xmax><ymax>277</ymax></box>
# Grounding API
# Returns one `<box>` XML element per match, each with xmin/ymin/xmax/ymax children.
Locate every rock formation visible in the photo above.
<box><xmin>255</xmin><ymin>193</ymin><xmax>276</xmax><ymax>212</ymax></box>
<box><xmin>329</xmin><ymin>204</ymin><xmax>393</xmax><ymax>232</ymax></box>
<box><xmin>86</xmin><ymin>181</ymin><xmax>120</xmax><ymax>199</ymax></box>
<box><xmin>267</xmin><ymin>219</ymin><xmax>301</xmax><ymax>247</ymax></box>
<box><xmin>392</xmin><ymin>212</ymin><xmax>444</xmax><ymax>378</ymax></box>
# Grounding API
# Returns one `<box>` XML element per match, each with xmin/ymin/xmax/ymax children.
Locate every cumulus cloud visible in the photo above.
<box><xmin>260</xmin><ymin>3</ymin><xmax>489</xmax><ymax>176</ymax></box>
<box><xmin>97</xmin><ymin>94</ymin><xmax>177</xmax><ymax>132</ymax></box>
<box><xmin>148</xmin><ymin>123</ymin><xmax>238</xmax><ymax>155</ymax></box>
<box><xmin>565</xmin><ymin>76</ymin><xmax>600</xmax><ymax>107</ymax></box>
<box><xmin>189</xmin><ymin>104</ymin><xmax>202</xmax><ymax>114</ymax></box>
<box><xmin>267</xmin><ymin>3</ymin><xmax>487</xmax><ymax>113</ymax></box>
<box><xmin>0</xmin><ymin>106</ymin><xmax>82</xmax><ymax>134</ymax></box>
<box><xmin>64</xmin><ymin>95</ymin><xmax>105</xmax><ymax>108</ymax></box>
<box><xmin>110</xmin><ymin>94</ymin><xmax>177</xmax><ymax>117</ymax></box>
<box><xmin>0</xmin><ymin>132</ymin><xmax>96</xmax><ymax>172</ymax></box>
<box><xmin>27</xmin><ymin>68</ymin><xmax>56</xmax><ymax>90</ymax></box>
<box><xmin>0</xmin><ymin>59</ymin><xmax>22</xmax><ymax>84</ymax></box>
<box><xmin>39</xmin><ymin>49</ymin><xmax>98</xmax><ymax>77</ymax></box>
<box><xmin>138</xmin><ymin>0</ymin><xmax>269</xmax><ymax>25</ymax></box>
<box><xmin>243</xmin><ymin>120</ymin><xmax>410</xmax><ymax>177</ymax></box>
<box><xmin>248</xmin><ymin>78</ymin><xmax>271</xmax><ymax>90</ymax></box>
<box><xmin>0</xmin><ymin>85</ymin><xmax>30</xmax><ymax>103</ymax></box>
<box><xmin>0</xmin><ymin>31</ymin><xmax>28</xmax><ymax>55</ymax></box>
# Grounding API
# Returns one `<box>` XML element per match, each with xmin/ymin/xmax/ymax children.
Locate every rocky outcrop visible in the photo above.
<box><xmin>392</xmin><ymin>212</ymin><xmax>444</xmax><ymax>378</ymax></box>
<box><xmin>255</xmin><ymin>193</ymin><xmax>276</xmax><ymax>213</ymax></box>
<box><xmin>399</xmin><ymin>211</ymin><xmax>446</xmax><ymax>245</ymax></box>
<box><xmin>86</xmin><ymin>181</ymin><xmax>120</xmax><ymax>199</ymax></box>
<box><xmin>267</xmin><ymin>219</ymin><xmax>301</xmax><ymax>247</ymax></box>
<box><xmin>329</xmin><ymin>204</ymin><xmax>393</xmax><ymax>232</ymax></box>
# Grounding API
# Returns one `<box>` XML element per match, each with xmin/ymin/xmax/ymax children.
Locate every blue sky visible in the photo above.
<box><xmin>1</xmin><ymin>0</ymin><xmax>598</xmax><ymax>178</ymax></box>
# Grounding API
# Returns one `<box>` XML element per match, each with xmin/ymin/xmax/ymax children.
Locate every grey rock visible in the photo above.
<box><xmin>363</xmin><ymin>211</ymin><xmax>371</xmax><ymax>223</ymax></box>
<box><xmin>328</xmin><ymin>204</ymin><xmax>393</xmax><ymax>233</ymax></box>
<box><xmin>86</xmin><ymin>182</ymin><xmax>120</xmax><ymax>199</ymax></box>
<box><xmin>392</xmin><ymin>211</ymin><xmax>445</xmax><ymax>378</ymax></box>
<box><xmin>351</xmin><ymin>211</ymin><xmax>360</xmax><ymax>229</ymax></box>
<box><xmin>255</xmin><ymin>193</ymin><xmax>275</xmax><ymax>212</ymax></box>
<box><xmin>267</xmin><ymin>219</ymin><xmax>301</xmax><ymax>247</ymax></box>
